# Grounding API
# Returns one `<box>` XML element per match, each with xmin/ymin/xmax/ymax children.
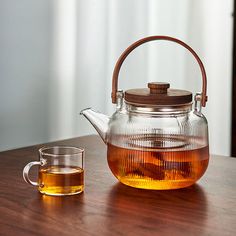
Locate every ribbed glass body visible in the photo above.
<box><xmin>107</xmin><ymin>103</ymin><xmax>209</xmax><ymax>190</ymax></box>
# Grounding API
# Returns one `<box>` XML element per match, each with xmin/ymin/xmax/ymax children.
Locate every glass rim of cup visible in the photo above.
<box><xmin>39</xmin><ymin>146</ymin><xmax>84</xmax><ymax>158</ymax></box>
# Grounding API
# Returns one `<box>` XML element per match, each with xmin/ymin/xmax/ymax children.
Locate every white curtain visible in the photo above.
<box><xmin>0</xmin><ymin>0</ymin><xmax>233</xmax><ymax>155</ymax></box>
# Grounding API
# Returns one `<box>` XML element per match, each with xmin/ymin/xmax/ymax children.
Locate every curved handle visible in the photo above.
<box><xmin>23</xmin><ymin>161</ymin><xmax>42</xmax><ymax>186</ymax></box>
<box><xmin>112</xmin><ymin>35</ymin><xmax>207</xmax><ymax>107</ymax></box>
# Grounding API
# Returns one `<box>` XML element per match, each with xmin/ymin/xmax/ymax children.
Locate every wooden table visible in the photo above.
<box><xmin>0</xmin><ymin>135</ymin><xmax>235</xmax><ymax>236</ymax></box>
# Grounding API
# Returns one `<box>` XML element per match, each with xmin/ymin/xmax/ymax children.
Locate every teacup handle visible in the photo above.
<box><xmin>111</xmin><ymin>35</ymin><xmax>207</xmax><ymax>107</ymax></box>
<box><xmin>23</xmin><ymin>161</ymin><xmax>42</xmax><ymax>186</ymax></box>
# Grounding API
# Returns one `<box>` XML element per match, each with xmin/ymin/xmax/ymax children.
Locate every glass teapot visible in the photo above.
<box><xmin>81</xmin><ymin>36</ymin><xmax>209</xmax><ymax>190</ymax></box>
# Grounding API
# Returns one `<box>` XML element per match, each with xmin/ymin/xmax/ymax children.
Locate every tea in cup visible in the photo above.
<box><xmin>23</xmin><ymin>146</ymin><xmax>84</xmax><ymax>196</ymax></box>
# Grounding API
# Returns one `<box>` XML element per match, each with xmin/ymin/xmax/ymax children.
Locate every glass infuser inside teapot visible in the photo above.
<box><xmin>81</xmin><ymin>36</ymin><xmax>209</xmax><ymax>190</ymax></box>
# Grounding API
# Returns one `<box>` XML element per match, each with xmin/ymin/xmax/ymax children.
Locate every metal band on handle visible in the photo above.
<box><xmin>111</xmin><ymin>35</ymin><xmax>207</xmax><ymax>107</ymax></box>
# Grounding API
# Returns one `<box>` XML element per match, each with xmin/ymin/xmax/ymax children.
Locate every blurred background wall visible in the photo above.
<box><xmin>0</xmin><ymin>0</ymin><xmax>233</xmax><ymax>155</ymax></box>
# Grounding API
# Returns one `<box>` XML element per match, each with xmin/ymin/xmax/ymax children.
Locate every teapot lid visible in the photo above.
<box><xmin>125</xmin><ymin>82</ymin><xmax>192</xmax><ymax>106</ymax></box>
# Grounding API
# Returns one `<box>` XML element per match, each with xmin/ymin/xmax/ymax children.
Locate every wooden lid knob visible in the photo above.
<box><xmin>148</xmin><ymin>82</ymin><xmax>170</xmax><ymax>94</ymax></box>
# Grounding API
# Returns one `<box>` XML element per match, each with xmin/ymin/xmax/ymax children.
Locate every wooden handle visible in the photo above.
<box><xmin>111</xmin><ymin>35</ymin><xmax>207</xmax><ymax>107</ymax></box>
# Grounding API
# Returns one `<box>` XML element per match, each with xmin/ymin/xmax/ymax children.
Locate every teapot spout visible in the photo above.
<box><xmin>80</xmin><ymin>108</ymin><xmax>109</xmax><ymax>143</ymax></box>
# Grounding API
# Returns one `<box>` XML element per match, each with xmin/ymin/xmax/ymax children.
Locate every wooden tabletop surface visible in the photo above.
<box><xmin>0</xmin><ymin>135</ymin><xmax>236</xmax><ymax>236</ymax></box>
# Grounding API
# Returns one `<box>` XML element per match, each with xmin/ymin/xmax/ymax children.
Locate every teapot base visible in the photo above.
<box><xmin>117</xmin><ymin>177</ymin><xmax>198</xmax><ymax>190</ymax></box>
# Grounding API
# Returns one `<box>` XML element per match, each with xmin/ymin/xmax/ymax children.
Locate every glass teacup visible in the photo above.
<box><xmin>23</xmin><ymin>146</ymin><xmax>84</xmax><ymax>196</ymax></box>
